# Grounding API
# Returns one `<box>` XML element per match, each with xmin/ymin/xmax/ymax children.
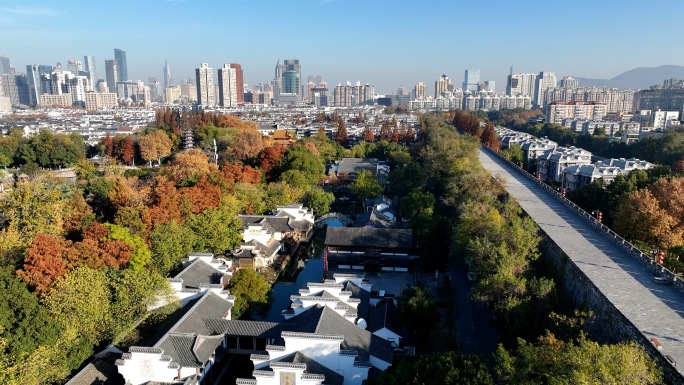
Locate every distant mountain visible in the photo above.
<box><xmin>575</xmin><ymin>65</ymin><xmax>684</xmax><ymax>89</ymax></box>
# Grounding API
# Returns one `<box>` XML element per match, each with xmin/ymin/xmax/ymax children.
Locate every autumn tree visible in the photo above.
<box><xmin>333</xmin><ymin>118</ymin><xmax>349</xmax><ymax>146</ymax></box>
<box><xmin>138</xmin><ymin>130</ymin><xmax>173</xmax><ymax>166</ymax></box>
<box><xmin>16</xmin><ymin>234</ymin><xmax>73</xmax><ymax>295</ymax></box>
<box><xmin>257</xmin><ymin>146</ymin><xmax>287</xmax><ymax>181</ymax></box>
<box><xmin>180</xmin><ymin>177</ymin><xmax>223</xmax><ymax>214</ymax></box>
<box><xmin>361</xmin><ymin>125</ymin><xmax>375</xmax><ymax>142</ymax></box>
<box><xmin>102</xmin><ymin>223</ymin><xmax>151</xmax><ymax>271</ymax></box>
<box><xmin>234</xmin><ymin>182</ymin><xmax>267</xmax><ymax>215</ymax></box>
<box><xmin>379</xmin><ymin>120</ymin><xmax>392</xmax><ymax>141</ymax></box>
<box><xmin>481</xmin><ymin>121</ymin><xmax>500</xmax><ymax>151</ymax></box>
<box><xmin>231</xmin><ymin>128</ymin><xmax>264</xmax><ymax>162</ymax></box>
<box><xmin>165</xmin><ymin>148</ymin><xmax>218</xmax><ymax>186</ymax></box>
<box><xmin>227</xmin><ymin>268</ymin><xmax>271</xmax><ymax>319</ymax></box>
<box><xmin>148</xmin><ymin>176</ymin><xmax>184</xmax><ymax>226</ymax></box>
<box><xmin>612</xmin><ymin>189</ymin><xmax>683</xmax><ymax>250</ymax></box>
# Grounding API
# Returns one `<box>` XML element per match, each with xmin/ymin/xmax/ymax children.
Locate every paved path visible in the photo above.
<box><xmin>479</xmin><ymin>148</ymin><xmax>684</xmax><ymax>375</ymax></box>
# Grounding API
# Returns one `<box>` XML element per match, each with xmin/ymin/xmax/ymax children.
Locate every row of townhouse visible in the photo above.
<box><xmin>497</xmin><ymin>128</ymin><xmax>652</xmax><ymax>190</ymax></box>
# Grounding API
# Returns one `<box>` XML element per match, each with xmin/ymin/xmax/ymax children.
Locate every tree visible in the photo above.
<box><xmin>361</xmin><ymin>125</ymin><xmax>375</xmax><ymax>142</ymax></box>
<box><xmin>371</xmin><ymin>353</ymin><xmax>493</xmax><ymax>385</ymax></box>
<box><xmin>495</xmin><ymin>333</ymin><xmax>662</xmax><ymax>385</ymax></box>
<box><xmin>227</xmin><ymin>268</ymin><xmax>270</xmax><ymax>319</ymax></box>
<box><xmin>398</xmin><ymin>286</ymin><xmax>439</xmax><ymax>344</ymax></box>
<box><xmin>102</xmin><ymin>223</ymin><xmax>151</xmax><ymax>271</ymax></box>
<box><xmin>139</xmin><ymin>130</ymin><xmax>173</xmax><ymax>166</ymax></box>
<box><xmin>120</xmin><ymin>136</ymin><xmax>135</xmax><ymax>166</ymax></box>
<box><xmin>257</xmin><ymin>146</ymin><xmax>287</xmax><ymax>181</ymax></box>
<box><xmin>333</xmin><ymin>118</ymin><xmax>349</xmax><ymax>146</ymax></box>
<box><xmin>180</xmin><ymin>177</ymin><xmax>223</xmax><ymax>214</ymax></box>
<box><xmin>0</xmin><ymin>267</ymin><xmax>61</xmax><ymax>359</ymax></box>
<box><xmin>165</xmin><ymin>148</ymin><xmax>218</xmax><ymax>186</ymax></box>
<box><xmin>231</xmin><ymin>128</ymin><xmax>264</xmax><ymax>162</ymax></box>
<box><xmin>103</xmin><ymin>132</ymin><xmax>114</xmax><ymax>158</ymax></box>
<box><xmin>400</xmin><ymin>188</ymin><xmax>435</xmax><ymax>219</ymax></box>
<box><xmin>264</xmin><ymin>182</ymin><xmax>305</xmax><ymax>212</ymax></box>
<box><xmin>279</xmin><ymin>145</ymin><xmax>325</xmax><ymax>185</ymax></box>
<box><xmin>612</xmin><ymin>189</ymin><xmax>683</xmax><ymax>250</ymax></box>
<box><xmin>302</xmin><ymin>188</ymin><xmax>335</xmax><ymax>216</ymax></box>
<box><xmin>349</xmin><ymin>169</ymin><xmax>384</xmax><ymax>200</ymax></box>
<box><xmin>481</xmin><ymin>121</ymin><xmax>500</xmax><ymax>151</ymax></box>
<box><xmin>148</xmin><ymin>176</ymin><xmax>184</xmax><ymax>226</ymax></box>
<box><xmin>16</xmin><ymin>234</ymin><xmax>73</xmax><ymax>295</ymax></box>
<box><xmin>187</xmin><ymin>196</ymin><xmax>243</xmax><ymax>255</ymax></box>
<box><xmin>149</xmin><ymin>221</ymin><xmax>196</xmax><ymax>275</ymax></box>
<box><xmin>42</xmin><ymin>266</ymin><xmax>112</xmax><ymax>342</ymax></box>
<box><xmin>109</xmin><ymin>268</ymin><xmax>170</xmax><ymax>336</ymax></box>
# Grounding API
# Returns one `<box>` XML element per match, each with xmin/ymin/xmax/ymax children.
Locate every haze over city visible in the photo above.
<box><xmin>2</xmin><ymin>0</ymin><xmax>682</xmax><ymax>93</ymax></box>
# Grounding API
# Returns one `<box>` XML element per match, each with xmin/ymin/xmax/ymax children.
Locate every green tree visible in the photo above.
<box><xmin>279</xmin><ymin>145</ymin><xmax>325</xmax><ymax>185</ymax></box>
<box><xmin>0</xmin><ymin>267</ymin><xmax>61</xmax><ymax>359</ymax></box>
<box><xmin>109</xmin><ymin>268</ymin><xmax>170</xmax><ymax>338</ymax></box>
<box><xmin>149</xmin><ymin>221</ymin><xmax>196</xmax><ymax>275</ymax></box>
<box><xmin>226</xmin><ymin>268</ymin><xmax>270</xmax><ymax>319</ymax></box>
<box><xmin>398</xmin><ymin>286</ymin><xmax>439</xmax><ymax>338</ymax></box>
<box><xmin>302</xmin><ymin>187</ymin><xmax>335</xmax><ymax>216</ymax></box>
<box><xmin>42</xmin><ymin>266</ymin><xmax>112</xmax><ymax>342</ymax></box>
<box><xmin>102</xmin><ymin>223</ymin><xmax>152</xmax><ymax>271</ymax></box>
<box><xmin>495</xmin><ymin>333</ymin><xmax>662</xmax><ymax>385</ymax></box>
<box><xmin>350</xmin><ymin>169</ymin><xmax>384</xmax><ymax>200</ymax></box>
<box><xmin>371</xmin><ymin>353</ymin><xmax>493</xmax><ymax>385</ymax></box>
<box><xmin>400</xmin><ymin>188</ymin><xmax>435</xmax><ymax>219</ymax></box>
<box><xmin>187</xmin><ymin>196</ymin><xmax>243</xmax><ymax>255</ymax></box>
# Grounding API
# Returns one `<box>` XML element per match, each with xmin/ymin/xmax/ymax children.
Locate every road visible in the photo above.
<box><xmin>479</xmin><ymin>148</ymin><xmax>684</xmax><ymax>376</ymax></box>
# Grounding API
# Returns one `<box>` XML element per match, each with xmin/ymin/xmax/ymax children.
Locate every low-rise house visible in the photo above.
<box><xmin>234</xmin><ymin>205</ymin><xmax>314</xmax><ymax>270</ymax></box>
<box><xmin>537</xmin><ymin>146</ymin><xmax>592</xmax><ymax>183</ymax></box>
<box><xmin>117</xmin><ymin>290</ymin><xmax>235</xmax><ymax>385</ymax></box>
<box><xmin>166</xmin><ymin>252</ymin><xmax>233</xmax><ymax>306</ymax></box>
<box><xmin>324</xmin><ymin>227</ymin><xmax>416</xmax><ymax>274</ymax></box>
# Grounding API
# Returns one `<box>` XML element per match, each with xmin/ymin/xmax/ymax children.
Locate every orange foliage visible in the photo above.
<box><xmin>220</xmin><ymin>162</ymin><xmax>262</xmax><ymax>187</ymax></box>
<box><xmin>257</xmin><ymin>146</ymin><xmax>286</xmax><ymax>181</ymax></box>
<box><xmin>17</xmin><ymin>234</ymin><xmax>72</xmax><ymax>295</ymax></box>
<box><xmin>180</xmin><ymin>177</ymin><xmax>223</xmax><ymax>214</ymax></box>
<box><xmin>148</xmin><ymin>176</ymin><xmax>184</xmax><ymax>226</ymax></box>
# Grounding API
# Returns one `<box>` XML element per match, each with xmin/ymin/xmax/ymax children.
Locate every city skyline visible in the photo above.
<box><xmin>1</xmin><ymin>0</ymin><xmax>683</xmax><ymax>94</ymax></box>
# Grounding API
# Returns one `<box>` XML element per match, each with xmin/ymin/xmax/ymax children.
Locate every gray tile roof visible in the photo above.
<box><xmin>175</xmin><ymin>258</ymin><xmax>225</xmax><ymax>289</ymax></box>
<box><xmin>337</xmin><ymin>158</ymin><xmax>377</xmax><ymax>176</ymax></box>
<box><xmin>281</xmin><ymin>305</ymin><xmax>393</xmax><ymax>363</ymax></box>
<box><xmin>277</xmin><ymin>352</ymin><xmax>344</xmax><ymax>385</ymax></box>
<box><xmin>345</xmin><ymin>281</ymin><xmax>370</xmax><ymax>320</ymax></box>
<box><xmin>366</xmin><ymin>300</ymin><xmax>402</xmax><ymax>337</ymax></box>
<box><xmin>203</xmin><ymin>319</ymin><xmax>282</xmax><ymax>338</ymax></box>
<box><xmin>65</xmin><ymin>352</ymin><xmax>124</xmax><ymax>385</ymax></box>
<box><xmin>193</xmin><ymin>335</ymin><xmax>224</xmax><ymax>364</ymax></box>
<box><xmin>240</xmin><ymin>216</ymin><xmax>293</xmax><ymax>234</ymax></box>
<box><xmin>325</xmin><ymin>227</ymin><xmax>413</xmax><ymax>249</ymax></box>
<box><xmin>153</xmin><ymin>291</ymin><xmax>233</xmax><ymax>368</ymax></box>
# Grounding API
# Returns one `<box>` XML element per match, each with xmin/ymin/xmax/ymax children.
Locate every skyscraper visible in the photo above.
<box><xmin>463</xmin><ymin>70</ymin><xmax>480</xmax><ymax>92</ymax></box>
<box><xmin>228</xmin><ymin>64</ymin><xmax>244</xmax><ymax>104</ymax></box>
<box><xmin>195</xmin><ymin>63</ymin><xmax>216</xmax><ymax>105</ymax></box>
<box><xmin>105</xmin><ymin>59</ymin><xmax>119</xmax><ymax>95</ymax></box>
<box><xmin>534</xmin><ymin>71</ymin><xmax>557</xmax><ymax>109</ymax></box>
<box><xmin>435</xmin><ymin>74</ymin><xmax>451</xmax><ymax>97</ymax></box>
<box><xmin>25</xmin><ymin>64</ymin><xmax>52</xmax><ymax>105</ymax></box>
<box><xmin>83</xmin><ymin>55</ymin><xmax>97</xmax><ymax>91</ymax></box>
<box><xmin>414</xmin><ymin>82</ymin><xmax>427</xmax><ymax>100</ymax></box>
<box><xmin>218</xmin><ymin>64</ymin><xmax>237</xmax><ymax>107</ymax></box>
<box><xmin>0</xmin><ymin>56</ymin><xmax>11</xmax><ymax>75</ymax></box>
<box><xmin>507</xmin><ymin>72</ymin><xmax>537</xmax><ymax>97</ymax></box>
<box><xmin>275</xmin><ymin>59</ymin><xmax>301</xmax><ymax>104</ymax></box>
<box><xmin>163</xmin><ymin>60</ymin><xmax>172</xmax><ymax>90</ymax></box>
<box><xmin>114</xmin><ymin>48</ymin><xmax>128</xmax><ymax>81</ymax></box>
<box><xmin>560</xmin><ymin>76</ymin><xmax>579</xmax><ymax>88</ymax></box>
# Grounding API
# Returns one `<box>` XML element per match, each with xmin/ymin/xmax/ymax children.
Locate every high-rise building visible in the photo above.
<box><xmin>83</xmin><ymin>55</ymin><xmax>97</xmax><ymax>91</ymax></box>
<box><xmin>229</xmin><ymin>64</ymin><xmax>244</xmax><ymax>104</ymax></box>
<box><xmin>114</xmin><ymin>48</ymin><xmax>128</xmax><ymax>81</ymax></box>
<box><xmin>218</xmin><ymin>64</ymin><xmax>238</xmax><ymax>107</ymax></box>
<box><xmin>105</xmin><ymin>60</ymin><xmax>119</xmax><ymax>97</ymax></box>
<box><xmin>435</xmin><ymin>74</ymin><xmax>451</xmax><ymax>97</ymax></box>
<box><xmin>274</xmin><ymin>59</ymin><xmax>302</xmax><ymax>104</ymax></box>
<box><xmin>560</xmin><ymin>76</ymin><xmax>579</xmax><ymax>88</ymax></box>
<box><xmin>507</xmin><ymin>72</ymin><xmax>537</xmax><ymax>97</ymax></box>
<box><xmin>67</xmin><ymin>60</ymin><xmax>83</xmax><ymax>74</ymax></box>
<box><xmin>414</xmin><ymin>82</ymin><xmax>427</xmax><ymax>100</ymax></box>
<box><xmin>0</xmin><ymin>56</ymin><xmax>10</xmax><ymax>75</ymax></box>
<box><xmin>483</xmin><ymin>80</ymin><xmax>495</xmax><ymax>92</ymax></box>
<box><xmin>463</xmin><ymin>70</ymin><xmax>480</xmax><ymax>92</ymax></box>
<box><xmin>397</xmin><ymin>86</ymin><xmax>409</xmax><ymax>96</ymax></box>
<box><xmin>195</xmin><ymin>63</ymin><xmax>216</xmax><ymax>105</ymax></box>
<box><xmin>534</xmin><ymin>71</ymin><xmax>557</xmax><ymax>109</ymax></box>
<box><xmin>163</xmin><ymin>60</ymin><xmax>172</xmax><ymax>90</ymax></box>
<box><xmin>25</xmin><ymin>64</ymin><xmax>52</xmax><ymax>105</ymax></box>
<box><xmin>148</xmin><ymin>76</ymin><xmax>161</xmax><ymax>101</ymax></box>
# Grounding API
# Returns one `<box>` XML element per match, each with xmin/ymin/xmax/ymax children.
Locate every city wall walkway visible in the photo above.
<box><xmin>478</xmin><ymin>148</ymin><xmax>684</xmax><ymax>378</ymax></box>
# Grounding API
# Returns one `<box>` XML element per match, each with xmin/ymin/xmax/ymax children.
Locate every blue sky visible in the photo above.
<box><xmin>1</xmin><ymin>0</ymin><xmax>682</xmax><ymax>94</ymax></box>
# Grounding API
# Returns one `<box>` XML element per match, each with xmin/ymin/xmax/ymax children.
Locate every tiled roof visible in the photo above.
<box><xmin>277</xmin><ymin>352</ymin><xmax>344</xmax><ymax>385</ymax></box>
<box><xmin>281</xmin><ymin>305</ymin><xmax>393</xmax><ymax>363</ymax></box>
<box><xmin>65</xmin><ymin>352</ymin><xmax>125</xmax><ymax>385</ymax></box>
<box><xmin>367</xmin><ymin>300</ymin><xmax>402</xmax><ymax>337</ymax></box>
<box><xmin>169</xmin><ymin>334</ymin><xmax>200</xmax><ymax>367</ymax></box>
<box><xmin>203</xmin><ymin>319</ymin><xmax>282</xmax><ymax>338</ymax></box>
<box><xmin>325</xmin><ymin>227</ymin><xmax>413</xmax><ymax>249</ymax></box>
<box><xmin>175</xmin><ymin>258</ymin><xmax>225</xmax><ymax>289</ymax></box>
